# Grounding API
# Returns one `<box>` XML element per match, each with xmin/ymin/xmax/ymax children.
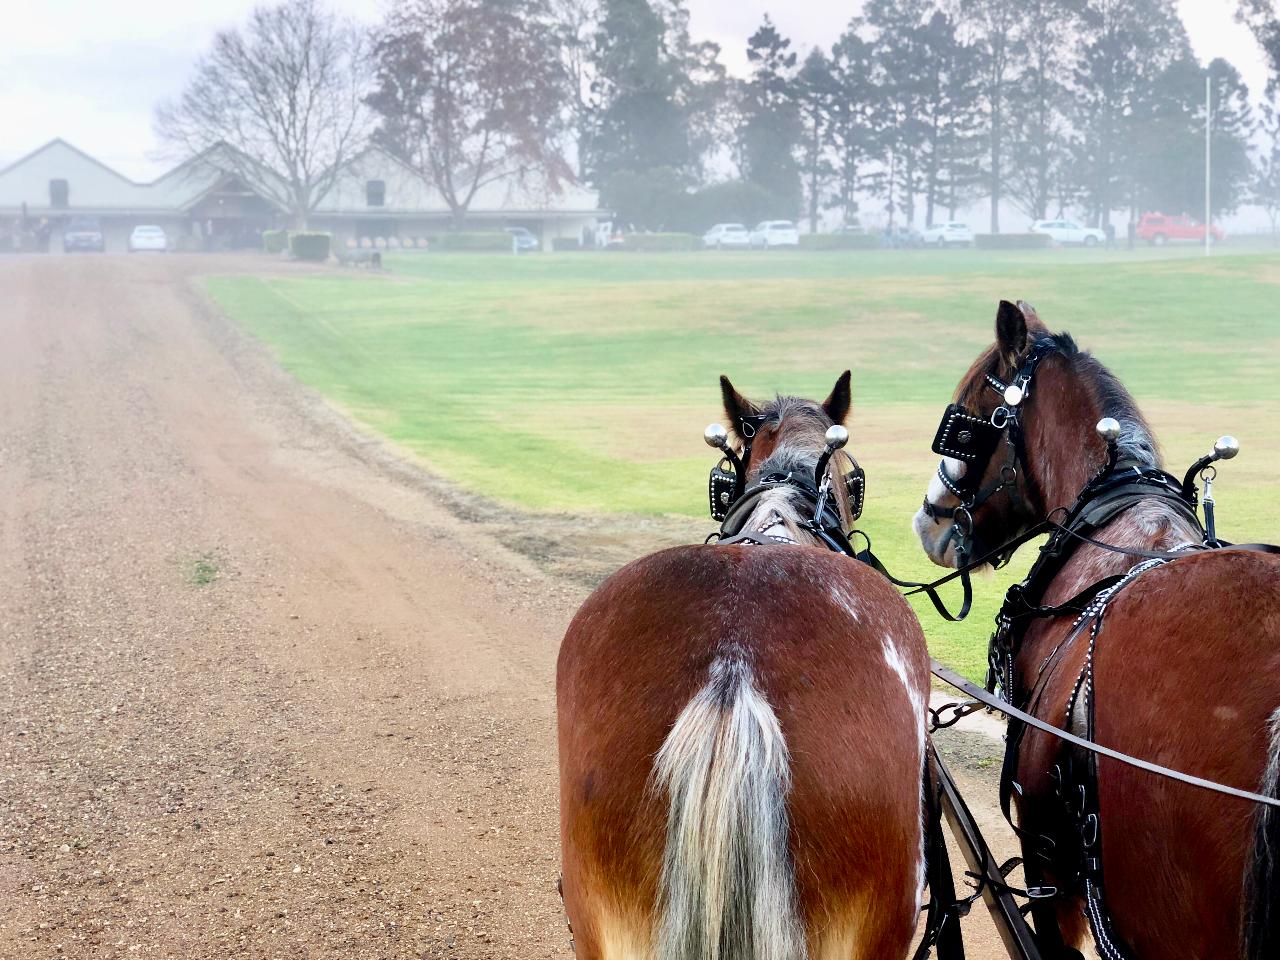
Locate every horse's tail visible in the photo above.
<box><xmin>1244</xmin><ymin>707</ymin><xmax>1280</xmax><ymax>960</ymax></box>
<box><xmin>651</xmin><ymin>655</ymin><xmax>806</xmax><ymax>960</ymax></box>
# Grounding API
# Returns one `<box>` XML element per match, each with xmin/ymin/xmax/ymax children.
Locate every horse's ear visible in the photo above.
<box><xmin>1017</xmin><ymin>299</ymin><xmax>1049</xmax><ymax>335</ymax></box>
<box><xmin>995</xmin><ymin>300</ymin><xmax>1029</xmax><ymax>365</ymax></box>
<box><xmin>822</xmin><ymin>370</ymin><xmax>852</xmax><ymax>424</ymax></box>
<box><xmin>720</xmin><ymin>375</ymin><xmax>759</xmax><ymax>429</ymax></box>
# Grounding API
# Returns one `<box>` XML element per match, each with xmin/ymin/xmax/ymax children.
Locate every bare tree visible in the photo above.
<box><xmin>367</xmin><ymin>0</ymin><xmax>570</xmax><ymax>225</ymax></box>
<box><xmin>550</xmin><ymin>0</ymin><xmax>600</xmax><ymax>179</ymax></box>
<box><xmin>155</xmin><ymin>0</ymin><xmax>371</xmax><ymax>228</ymax></box>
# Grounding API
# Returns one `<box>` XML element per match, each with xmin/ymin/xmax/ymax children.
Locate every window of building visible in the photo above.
<box><xmin>366</xmin><ymin>180</ymin><xmax>386</xmax><ymax>207</ymax></box>
<box><xmin>50</xmin><ymin>179</ymin><xmax>69</xmax><ymax>208</ymax></box>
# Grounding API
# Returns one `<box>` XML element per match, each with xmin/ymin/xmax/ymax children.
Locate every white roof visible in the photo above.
<box><xmin>0</xmin><ymin>139</ymin><xmax>603</xmax><ymax>218</ymax></box>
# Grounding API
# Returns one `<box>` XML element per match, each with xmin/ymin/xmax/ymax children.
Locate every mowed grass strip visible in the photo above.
<box><xmin>206</xmin><ymin>249</ymin><xmax>1280</xmax><ymax>677</ymax></box>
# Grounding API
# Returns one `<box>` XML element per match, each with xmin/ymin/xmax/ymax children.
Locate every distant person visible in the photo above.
<box><xmin>1105</xmin><ymin>222</ymin><xmax>1116</xmax><ymax>249</ymax></box>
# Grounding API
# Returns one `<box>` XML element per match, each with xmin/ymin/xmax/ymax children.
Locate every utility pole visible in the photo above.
<box><xmin>1205</xmin><ymin>74</ymin><xmax>1212</xmax><ymax>258</ymax></box>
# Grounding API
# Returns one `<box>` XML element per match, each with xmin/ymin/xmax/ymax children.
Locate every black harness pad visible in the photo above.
<box><xmin>931</xmin><ymin>403</ymin><xmax>1003</xmax><ymax>464</ymax></box>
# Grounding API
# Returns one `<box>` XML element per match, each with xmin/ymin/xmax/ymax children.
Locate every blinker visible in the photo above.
<box><xmin>931</xmin><ymin>403</ymin><xmax>1003</xmax><ymax>465</ymax></box>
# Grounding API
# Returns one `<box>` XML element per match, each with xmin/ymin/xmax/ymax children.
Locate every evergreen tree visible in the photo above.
<box><xmin>589</xmin><ymin>0</ymin><xmax>691</xmax><ymax>181</ymax></box>
<box><xmin>826</xmin><ymin>25</ymin><xmax>877</xmax><ymax>227</ymax></box>
<box><xmin>916</xmin><ymin>10</ymin><xmax>984</xmax><ymax>226</ymax></box>
<box><xmin>737</xmin><ymin>17</ymin><xmax>802</xmax><ymax>215</ymax></box>
<box><xmin>1132</xmin><ymin>56</ymin><xmax>1252</xmax><ymax>219</ymax></box>
<box><xmin>796</xmin><ymin>49</ymin><xmax>837</xmax><ymax>232</ymax></box>
<box><xmin>962</xmin><ymin>0</ymin><xmax>1024</xmax><ymax>232</ymax></box>
<box><xmin>1239</xmin><ymin>0</ymin><xmax>1280</xmax><ymax>91</ymax></box>
<box><xmin>864</xmin><ymin>0</ymin><xmax>932</xmax><ymax>227</ymax></box>
<box><xmin>1069</xmin><ymin>0</ymin><xmax>1189</xmax><ymax>230</ymax></box>
<box><xmin>1005</xmin><ymin>0</ymin><xmax>1080</xmax><ymax>220</ymax></box>
<box><xmin>1253</xmin><ymin>90</ymin><xmax>1280</xmax><ymax>239</ymax></box>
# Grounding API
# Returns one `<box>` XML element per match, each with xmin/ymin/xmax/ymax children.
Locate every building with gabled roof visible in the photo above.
<box><xmin>0</xmin><ymin>139</ymin><xmax>606</xmax><ymax>253</ymax></box>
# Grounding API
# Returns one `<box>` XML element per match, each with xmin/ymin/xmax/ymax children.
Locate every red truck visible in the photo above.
<box><xmin>1135</xmin><ymin>212</ymin><xmax>1225</xmax><ymax>245</ymax></box>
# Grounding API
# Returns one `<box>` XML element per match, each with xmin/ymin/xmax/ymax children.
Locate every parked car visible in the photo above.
<box><xmin>1030</xmin><ymin>219</ymin><xmax>1106</xmax><ymax>246</ymax></box>
<box><xmin>702</xmin><ymin>223</ymin><xmax>751</xmax><ymax>249</ymax></box>
<box><xmin>128</xmin><ymin>225</ymin><xmax>169</xmax><ymax>253</ymax></box>
<box><xmin>504</xmin><ymin>226</ymin><xmax>540</xmax><ymax>252</ymax></box>
<box><xmin>63</xmin><ymin>216</ymin><xmax>104</xmax><ymax>253</ymax></box>
<box><xmin>920</xmin><ymin>221</ymin><xmax>973</xmax><ymax>247</ymax></box>
<box><xmin>749</xmin><ymin>220</ymin><xmax>800</xmax><ymax>249</ymax></box>
<box><xmin>879</xmin><ymin>225</ymin><xmax>925</xmax><ymax>249</ymax></box>
<box><xmin>1135</xmin><ymin>212</ymin><xmax>1224</xmax><ymax>246</ymax></box>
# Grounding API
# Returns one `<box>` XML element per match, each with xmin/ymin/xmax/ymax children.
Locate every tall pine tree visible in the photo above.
<box><xmin>737</xmin><ymin>17</ymin><xmax>802</xmax><ymax>216</ymax></box>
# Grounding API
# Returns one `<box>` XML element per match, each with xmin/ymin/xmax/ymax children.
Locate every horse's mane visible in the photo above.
<box><xmin>957</xmin><ymin>332</ymin><xmax>1160</xmax><ymax>468</ymax></box>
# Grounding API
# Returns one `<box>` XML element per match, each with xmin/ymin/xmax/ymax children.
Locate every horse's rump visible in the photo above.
<box><xmin>1026</xmin><ymin>549</ymin><xmax>1280</xmax><ymax>957</ymax></box>
<box><xmin>557</xmin><ymin>544</ymin><xmax>929</xmax><ymax>958</ymax></box>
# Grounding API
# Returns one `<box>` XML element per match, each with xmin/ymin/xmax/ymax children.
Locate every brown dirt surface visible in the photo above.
<box><xmin>0</xmin><ymin>254</ymin><xmax>1044</xmax><ymax>959</ymax></box>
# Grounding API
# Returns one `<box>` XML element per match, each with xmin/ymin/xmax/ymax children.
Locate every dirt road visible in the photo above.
<box><xmin>0</xmin><ymin>254</ymin><xmax>1020</xmax><ymax>959</ymax></box>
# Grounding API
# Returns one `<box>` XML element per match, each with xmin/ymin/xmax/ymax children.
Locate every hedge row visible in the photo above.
<box><xmin>436</xmin><ymin>231</ymin><xmax>512</xmax><ymax>252</ymax></box>
<box><xmin>974</xmin><ymin>232</ymin><xmax>1051</xmax><ymax>249</ymax></box>
<box><xmin>619</xmin><ymin>232</ymin><xmax>697</xmax><ymax>252</ymax></box>
<box><xmin>799</xmin><ymin>233</ymin><xmax>878</xmax><ymax>250</ymax></box>
<box><xmin>551</xmin><ymin>237</ymin><xmax>581</xmax><ymax>251</ymax></box>
<box><xmin>262</xmin><ymin>229</ymin><xmax>290</xmax><ymax>254</ymax></box>
<box><xmin>290</xmin><ymin>232</ymin><xmax>332</xmax><ymax>261</ymax></box>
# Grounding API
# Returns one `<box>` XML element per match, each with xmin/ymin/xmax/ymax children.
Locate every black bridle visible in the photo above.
<box><xmin>919</xmin><ymin>341</ymin><xmax>1058</xmax><ymax>568</ymax></box>
<box><xmin>707</xmin><ymin>414</ymin><xmax>866</xmax><ymax>552</ymax></box>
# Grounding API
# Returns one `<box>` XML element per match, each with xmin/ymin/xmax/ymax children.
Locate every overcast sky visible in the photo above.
<box><xmin>0</xmin><ymin>0</ymin><xmax>1269</xmax><ymax>180</ymax></box>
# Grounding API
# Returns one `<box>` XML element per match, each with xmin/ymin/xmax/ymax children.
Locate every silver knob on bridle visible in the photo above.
<box><xmin>704</xmin><ymin>423</ymin><xmax>730</xmax><ymax>452</ymax></box>
<box><xmin>825</xmin><ymin>424</ymin><xmax>849</xmax><ymax>451</ymax></box>
<box><xmin>1213</xmin><ymin>436</ymin><xmax>1239</xmax><ymax>460</ymax></box>
<box><xmin>1095</xmin><ymin>418</ymin><xmax>1121</xmax><ymax>443</ymax></box>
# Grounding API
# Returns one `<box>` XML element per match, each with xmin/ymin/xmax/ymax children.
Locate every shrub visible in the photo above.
<box><xmin>689</xmin><ymin>180</ymin><xmax>791</xmax><ymax>233</ymax></box>
<box><xmin>551</xmin><ymin>237</ymin><xmax>581</xmax><ymax>252</ymax></box>
<box><xmin>289</xmin><ymin>232</ymin><xmax>331</xmax><ymax>261</ymax></box>
<box><xmin>799</xmin><ymin>232</ymin><xmax>878</xmax><ymax>250</ymax></box>
<box><xmin>601</xmin><ymin>167</ymin><xmax>690</xmax><ymax>232</ymax></box>
<box><xmin>621</xmin><ymin>232</ymin><xmax>697</xmax><ymax>252</ymax></box>
<box><xmin>974</xmin><ymin>232</ymin><xmax>1051</xmax><ymax>249</ymax></box>
<box><xmin>263</xmin><ymin>229</ymin><xmax>289</xmax><ymax>254</ymax></box>
<box><xmin>437</xmin><ymin>231</ymin><xmax>512</xmax><ymax>252</ymax></box>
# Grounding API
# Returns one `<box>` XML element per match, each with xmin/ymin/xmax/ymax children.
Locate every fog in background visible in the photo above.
<box><xmin>3</xmin><ymin>0</ymin><xmax>1280</xmax><ymax>233</ymax></box>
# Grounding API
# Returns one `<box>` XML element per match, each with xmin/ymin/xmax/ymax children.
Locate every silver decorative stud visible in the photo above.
<box><xmin>704</xmin><ymin>423</ymin><xmax>729</xmax><ymax>450</ymax></box>
<box><xmin>1096</xmin><ymin>418</ymin><xmax>1121</xmax><ymax>443</ymax></box>
<box><xmin>1003</xmin><ymin>384</ymin><xmax>1024</xmax><ymax>407</ymax></box>
<box><xmin>825</xmin><ymin>424</ymin><xmax>849</xmax><ymax>450</ymax></box>
<box><xmin>1214</xmin><ymin>436</ymin><xmax>1240</xmax><ymax>460</ymax></box>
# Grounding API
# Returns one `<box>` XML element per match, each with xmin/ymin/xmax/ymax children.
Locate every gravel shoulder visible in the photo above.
<box><xmin>0</xmin><ymin>254</ymin><xmax>1025</xmax><ymax>959</ymax></box>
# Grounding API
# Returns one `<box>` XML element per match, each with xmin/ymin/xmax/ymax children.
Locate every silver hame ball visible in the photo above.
<box><xmin>825</xmin><ymin>424</ymin><xmax>850</xmax><ymax>449</ymax></box>
<box><xmin>1214</xmin><ymin>435</ymin><xmax>1240</xmax><ymax>460</ymax></box>
<box><xmin>704</xmin><ymin>423</ymin><xmax>729</xmax><ymax>448</ymax></box>
<box><xmin>1096</xmin><ymin>417</ymin><xmax>1122</xmax><ymax>443</ymax></box>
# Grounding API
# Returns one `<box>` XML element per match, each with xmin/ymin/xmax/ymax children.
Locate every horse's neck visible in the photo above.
<box><xmin>1039</xmin><ymin>499</ymin><xmax>1200</xmax><ymax>605</ymax></box>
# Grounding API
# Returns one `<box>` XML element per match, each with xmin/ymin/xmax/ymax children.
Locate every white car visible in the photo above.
<box><xmin>1030</xmin><ymin>219</ymin><xmax>1106</xmax><ymax>246</ymax></box>
<box><xmin>702</xmin><ymin>223</ymin><xmax>751</xmax><ymax>249</ymax></box>
<box><xmin>749</xmin><ymin>220</ymin><xmax>800</xmax><ymax>249</ymax></box>
<box><xmin>920</xmin><ymin>222</ymin><xmax>973</xmax><ymax>247</ymax></box>
<box><xmin>128</xmin><ymin>225</ymin><xmax>168</xmax><ymax>252</ymax></box>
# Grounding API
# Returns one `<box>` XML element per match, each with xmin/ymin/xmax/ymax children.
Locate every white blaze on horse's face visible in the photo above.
<box><xmin>913</xmin><ymin>457</ymin><xmax>967</xmax><ymax>567</ymax></box>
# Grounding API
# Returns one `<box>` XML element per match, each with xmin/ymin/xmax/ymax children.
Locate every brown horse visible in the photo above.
<box><xmin>914</xmin><ymin>301</ymin><xmax>1280</xmax><ymax>959</ymax></box>
<box><xmin>558</xmin><ymin>374</ymin><xmax>930</xmax><ymax>960</ymax></box>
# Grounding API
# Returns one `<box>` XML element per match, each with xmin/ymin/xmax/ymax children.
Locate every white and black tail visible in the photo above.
<box><xmin>651</xmin><ymin>655</ymin><xmax>806</xmax><ymax>960</ymax></box>
<box><xmin>1244</xmin><ymin>707</ymin><xmax>1280</xmax><ymax>960</ymax></box>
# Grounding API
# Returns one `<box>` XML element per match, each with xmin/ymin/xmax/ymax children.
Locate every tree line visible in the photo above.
<box><xmin>157</xmin><ymin>0</ymin><xmax>1280</xmax><ymax>234</ymax></box>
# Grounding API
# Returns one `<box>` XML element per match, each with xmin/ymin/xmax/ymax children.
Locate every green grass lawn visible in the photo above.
<box><xmin>206</xmin><ymin>248</ymin><xmax>1280</xmax><ymax>678</ymax></box>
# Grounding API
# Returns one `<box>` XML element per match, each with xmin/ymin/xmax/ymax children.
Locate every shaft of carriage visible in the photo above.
<box><xmin>931</xmin><ymin>749</ymin><xmax>1044</xmax><ymax>960</ymax></box>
